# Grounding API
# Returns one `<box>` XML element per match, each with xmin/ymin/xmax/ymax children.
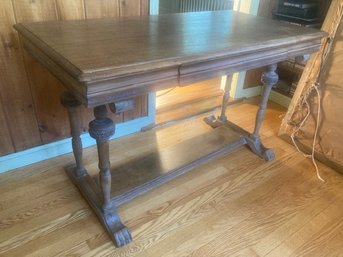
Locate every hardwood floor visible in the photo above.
<box><xmin>1</xmin><ymin>98</ymin><xmax>343</xmax><ymax>257</ymax></box>
<box><xmin>156</xmin><ymin>78</ymin><xmax>224</xmax><ymax>124</ymax></box>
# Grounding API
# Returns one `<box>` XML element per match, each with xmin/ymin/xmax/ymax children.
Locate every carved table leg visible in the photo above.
<box><xmin>245</xmin><ymin>64</ymin><xmax>279</xmax><ymax>161</ymax></box>
<box><xmin>204</xmin><ymin>74</ymin><xmax>233</xmax><ymax>128</ymax></box>
<box><xmin>60</xmin><ymin>92</ymin><xmax>87</xmax><ymax>177</ymax></box>
<box><xmin>89</xmin><ymin>104</ymin><xmax>132</xmax><ymax>247</ymax></box>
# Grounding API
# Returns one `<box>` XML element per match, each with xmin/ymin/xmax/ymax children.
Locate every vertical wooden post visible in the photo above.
<box><xmin>219</xmin><ymin>74</ymin><xmax>233</xmax><ymax>122</ymax></box>
<box><xmin>252</xmin><ymin>64</ymin><xmax>279</xmax><ymax>137</ymax></box>
<box><xmin>60</xmin><ymin>92</ymin><xmax>87</xmax><ymax>177</ymax></box>
<box><xmin>65</xmin><ymin>101</ymin><xmax>132</xmax><ymax>247</ymax></box>
<box><xmin>89</xmin><ymin>105</ymin><xmax>115</xmax><ymax>212</ymax></box>
<box><xmin>242</xmin><ymin>64</ymin><xmax>278</xmax><ymax>161</ymax></box>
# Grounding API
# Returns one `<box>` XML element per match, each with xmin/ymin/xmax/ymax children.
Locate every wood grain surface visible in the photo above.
<box><xmin>1</xmin><ymin>98</ymin><xmax>342</xmax><ymax>256</ymax></box>
<box><xmin>16</xmin><ymin>12</ymin><xmax>325</xmax><ymax>80</ymax></box>
<box><xmin>84</xmin><ymin>0</ymin><xmax>120</xmax><ymax>19</ymax></box>
<box><xmin>0</xmin><ymin>0</ymin><xmax>41</xmax><ymax>152</ymax></box>
<box><xmin>56</xmin><ymin>0</ymin><xmax>85</xmax><ymax>20</ymax></box>
<box><xmin>14</xmin><ymin>0</ymin><xmax>78</xmax><ymax>144</ymax></box>
<box><xmin>0</xmin><ymin>96</ymin><xmax>14</xmax><ymax>155</ymax></box>
<box><xmin>15</xmin><ymin>11</ymin><xmax>326</xmax><ymax>108</ymax></box>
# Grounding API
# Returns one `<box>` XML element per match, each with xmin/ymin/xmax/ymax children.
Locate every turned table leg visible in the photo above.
<box><xmin>88</xmin><ymin>104</ymin><xmax>132</xmax><ymax>247</ymax></box>
<box><xmin>245</xmin><ymin>64</ymin><xmax>279</xmax><ymax>161</ymax></box>
<box><xmin>61</xmin><ymin>92</ymin><xmax>87</xmax><ymax>177</ymax></box>
<box><xmin>88</xmin><ymin>105</ymin><xmax>115</xmax><ymax>211</ymax></box>
<box><xmin>204</xmin><ymin>74</ymin><xmax>233</xmax><ymax>127</ymax></box>
<box><xmin>252</xmin><ymin>64</ymin><xmax>279</xmax><ymax>137</ymax></box>
<box><xmin>219</xmin><ymin>74</ymin><xmax>233</xmax><ymax>122</ymax></box>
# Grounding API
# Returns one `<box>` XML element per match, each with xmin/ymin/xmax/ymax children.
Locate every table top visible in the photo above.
<box><xmin>15</xmin><ymin>11</ymin><xmax>326</xmax><ymax>107</ymax></box>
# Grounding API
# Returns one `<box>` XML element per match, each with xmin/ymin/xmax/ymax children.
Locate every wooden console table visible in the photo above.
<box><xmin>15</xmin><ymin>11</ymin><xmax>326</xmax><ymax>247</ymax></box>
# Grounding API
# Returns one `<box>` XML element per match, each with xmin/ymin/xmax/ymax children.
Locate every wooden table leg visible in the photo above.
<box><xmin>219</xmin><ymin>74</ymin><xmax>233</xmax><ymax>122</ymax></box>
<box><xmin>88</xmin><ymin>104</ymin><xmax>132</xmax><ymax>247</ymax></box>
<box><xmin>204</xmin><ymin>74</ymin><xmax>233</xmax><ymax>127</ymax></box>
<box><xmin>60</xmin><ymin>92</ymin><xmax>87</xmax><ymax>177</ymax></box>
<box><xmin>245</xmin><ymin>64</ymin><xmax>279</xmax><ymax>161</ymax></box>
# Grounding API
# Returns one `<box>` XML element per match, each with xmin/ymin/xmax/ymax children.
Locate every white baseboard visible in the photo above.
<box><xmin>236</xmin><ymin>85</ymin><xmax>262</xmax><ymax>98</ymax></box>
<box><xmin>269</xmin><ymin>90</ymin><xmax>291</xmax><ymax>108</ymax></box>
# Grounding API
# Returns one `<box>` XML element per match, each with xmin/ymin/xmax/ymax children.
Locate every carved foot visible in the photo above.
<box><xmin>203</xmin><ymin>114</ymin><xmax>226</xmax><ymax>128</ymax></box>
<box><xmin>244</xmin><ymin>135</ymin><xmax>275</xmax><ymax>161</ymax></box>
<box><xmin>113</xmin><ymin>226</ymin><xmax>132</xmax><ymax>247</ymax></box>
<box><xmin>104</xmin><ymin>210</ymin><xmax>132</xmax><ymax>247</ymax></box>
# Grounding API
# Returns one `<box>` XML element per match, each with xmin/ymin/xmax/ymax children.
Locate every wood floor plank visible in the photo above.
<box><xmin>0</xmin><ymin>187</ymin><xmax>80</xmax><ymax>228</ymax></box>
<box><xmin>89</xmin><ymin>150</ymin><xmax>302</xmax><ymax>256</ymax></box>
<box><xmin>24</xmin><ymin>217</ymin><xmax>99</xmax><ymax>257</ymax></box>
<box><xmin>188</xmin><ymin>162</ymin><xmax>343</xmax><ymax>257</ymax></box>
<box><xmin>266</xmin><ymin>193</ymin><xmax>343</xmax><ymax>257</ymax></box>
<box><xmin>0</xmin><ymin>98</ymin><xmax>342</xmax><ymax>256</ymax></box>
<box><xmin>0</xmin><ymin>197</ymin><xmax>87</xmax><ymax>245</ymax></box>
<box><xmin>254</xmin><ymin>169</ymin><xmax>343</xmax><ymax>256</ymax></box>
<box><xmin>0</xmin><ymin>208</ymin><xmax>91</xmax><ymax>256</ymax></box>
<box><xmin>0</xmin><ymin>174</ymin><xmax>72</xmax><ymax>212</ymax></box>
<box><xmin>138</xmin><ymin>153</ymin><xmax>311</xmax><ymax>257</ymax></box>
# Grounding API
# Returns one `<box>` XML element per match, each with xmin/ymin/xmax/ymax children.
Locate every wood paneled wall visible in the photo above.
<box><xmin>0</xmin><ymin>0</ymin><xmax>149</xmax><ymax>156</ymax></box>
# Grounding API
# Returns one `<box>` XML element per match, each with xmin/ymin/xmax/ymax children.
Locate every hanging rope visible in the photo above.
<box><xmin>290</xmin><ymin>82</ymin><xmax>324</xmax><ymax>181</ymax></box>
<box><xmin>290</xmin><ymin>37</ymin><xmax>333</xmax><ymax>182</ymax></box>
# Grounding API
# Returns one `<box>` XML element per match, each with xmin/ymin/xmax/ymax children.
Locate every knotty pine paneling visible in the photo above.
<box><xmin>55</xmin><ymin>0</ymin><xmax>86</xmax><ymax>20</ymax></box>
<box><xmin>13</xmin><ymin>0</ymin><xmax>71</xmax><ymax>144</ymax></box>
<box><xmin>141</xmin><ymin>0</ymin><xmax>149</xmax><ymax>16</ymax></box>
<box><xmin>0</xmin><ymin>96</ymin><xmax>13</xmax><ymax>155</ymax></box>
<box><xmin>120</xmin><ymin>0</ymin><xmax>140</xmax><ymax>17</ymax></box>
<box><xmin>12</xmin><ymin>0</ymin><xmax>58</xmax><ymax>22</ymax></box>
<box><xmin>84</xmin><ymin>0</ymin><xmax>120</xmax><ymax>19</ymax></box>
<box><xmin>0</xmin><ymin>0</ymin><xmax>150</xmax><ymax>155</ymax></box>
<box><xmin>0</xmin><ymin>0</ymin><xmax>41</xmax><ymax>153</ymax></box>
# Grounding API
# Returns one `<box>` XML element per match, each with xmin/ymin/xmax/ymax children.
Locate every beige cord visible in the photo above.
<box><xmin>289</xmin><ymin>35</ymin><xmax>334</xmax><ymax>182</ymax></box>
<box><xmin>287</xmin><ymin>1</ymin><xmax>343</xmax><ymax>182</ymax></box>
<box><xmin>290</xmin><ymin>83</ymin><xmax>324</xmax><ymax>182</ymax></box>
